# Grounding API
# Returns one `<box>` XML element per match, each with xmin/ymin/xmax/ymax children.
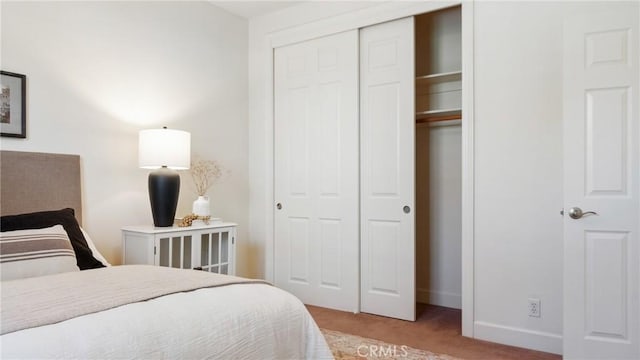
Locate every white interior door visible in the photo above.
<box><xmin>360</xmin><ymin>17</ymin><xmax>415</xmax><ymax>321</ymax></box>
<box><xmin>274</xmin><ymin>30</ymin><xmax>359</xmax><ymax>312</ymax></box>
<box><xmin>563</xmin><ymin>4</ymin><xmax>639</xmax><ymax>359</ymax></box>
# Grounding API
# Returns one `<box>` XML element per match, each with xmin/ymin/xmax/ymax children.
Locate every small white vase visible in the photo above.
<box><xmin>192</xmin><ymin>196</ymin><xmax>210</xmax><ymax>217</ymax></box>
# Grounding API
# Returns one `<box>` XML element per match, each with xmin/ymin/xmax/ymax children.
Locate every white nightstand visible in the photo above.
<box><xmin>122</xmin><ymin>222</ymin><xmax>237</xmax><ymax>275</ymax></box>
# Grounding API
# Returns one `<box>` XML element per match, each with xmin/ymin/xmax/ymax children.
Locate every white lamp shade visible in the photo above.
<box><xmin>139</xmin><ymin>128</ymin><xmax>191</xmax><ymax>169</ymax></box>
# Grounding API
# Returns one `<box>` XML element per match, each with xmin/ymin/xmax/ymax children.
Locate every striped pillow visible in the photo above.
<box><xmin>0</xmin><ymin>225</ymin><xmax>79</xmax><ymax>281</ymax></box>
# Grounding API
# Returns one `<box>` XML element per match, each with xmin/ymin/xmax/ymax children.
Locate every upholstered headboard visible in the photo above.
<box><xmin>0</xmin><ymin>150</ymin><xmax>82</xmax><ymax>224</ymax></box>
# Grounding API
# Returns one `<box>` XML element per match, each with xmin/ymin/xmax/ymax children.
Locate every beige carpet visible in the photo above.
<box><xmin>321</xmin><ymin>328</ymin><xmax>462</xmax><ymax>360</ymax></box>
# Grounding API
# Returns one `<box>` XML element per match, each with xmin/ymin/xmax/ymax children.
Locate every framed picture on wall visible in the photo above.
<box><xmin>1</xmin><ymin>71</ymin><xmax>26</xmax><ymax>138</ymax></box>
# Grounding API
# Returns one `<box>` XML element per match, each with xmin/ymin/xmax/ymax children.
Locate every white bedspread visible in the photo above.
<box><xmin>0</xmin><ymin>283</ymin><xmax>333</xmax><ymax>359</ymax></box>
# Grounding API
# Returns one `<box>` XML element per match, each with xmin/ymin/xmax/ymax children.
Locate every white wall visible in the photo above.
<box><xmin>473</xmin><ymin>2</ymin><xmax>566</xmax><ymax>352</ymax></box>
<box><xmin>0</xmin><ymin>1</ymin><xmax>251</xmax><ymax>276</ymax></box>
<box><xmin>247</xmin><ymin>0</ymin><xmax>605</xmax><ymax>354</ymax></box>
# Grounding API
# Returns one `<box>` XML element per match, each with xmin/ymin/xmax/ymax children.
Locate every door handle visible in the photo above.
<box><xmin>568</xmin><ymin>207</ymin><xmax>597</xmax><ymax>219</ymax></box>
<box><xmin>403</xmin><ymin>205</ymin><xmax>411</xmax><ymax>214</ymax></box>
<box><xmin>276</xmin><ymin>203</ymin><xmax>282</xmax><ymax>210</ymax></box>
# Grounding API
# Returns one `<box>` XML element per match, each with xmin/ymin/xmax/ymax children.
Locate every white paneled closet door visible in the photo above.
<box><xmin>274</xmin><ymin>30</ymin><xmax>359</xmax><ymax>312</ymax></box>
<box><xmin>360</xmin><ymin>17</ymin><xmax>416</xmax><ymax>321</ymax></box>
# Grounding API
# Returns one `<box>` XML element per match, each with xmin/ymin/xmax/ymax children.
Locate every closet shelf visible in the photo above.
<box><xmin>415</xmin><ymin>70</ymin><xmax>462</xmax><ymax>84</ymax></box>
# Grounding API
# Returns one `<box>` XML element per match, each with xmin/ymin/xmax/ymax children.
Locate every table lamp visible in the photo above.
<box><xmin>139</xmin><ymin>127</ymin><xmax>191</xmax><ymax>227</ymax></box>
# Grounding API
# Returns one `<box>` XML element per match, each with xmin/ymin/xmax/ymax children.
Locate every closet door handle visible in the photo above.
<box><xmin>276</xmin><ymin>203</ymin><xmax>282</xmax><ymax>210</ymax></box>
<box><xmin>403</xmin><ymin>205</ymin><xmax>411</xmax><ymax>214</ymax></box>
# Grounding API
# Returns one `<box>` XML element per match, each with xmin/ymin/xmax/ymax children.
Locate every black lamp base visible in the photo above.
<box><xmin>148</xmin><ymin>167</ymin><xmax>180</xmax><ymax>227</ymax></box>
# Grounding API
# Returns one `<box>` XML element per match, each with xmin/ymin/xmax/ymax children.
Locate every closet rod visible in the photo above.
<box><xmin>415</xmin><ymin>114</ymin><xmax>462</xmax><ymax>124</ymax></box>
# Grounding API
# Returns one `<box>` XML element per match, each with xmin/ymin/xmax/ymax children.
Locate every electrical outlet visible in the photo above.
<box><xmin>528</xmin><ymin>298</ymin><xmax>541</xmax><ymax>317</ymax></box>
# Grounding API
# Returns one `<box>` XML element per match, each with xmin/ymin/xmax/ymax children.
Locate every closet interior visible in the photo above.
<box><xmin>415</xmin><ymin>6</ymin><xmax>463</xmax><ymax>310</ymax></box>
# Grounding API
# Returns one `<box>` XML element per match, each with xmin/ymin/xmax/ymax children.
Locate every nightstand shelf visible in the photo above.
<box><xmin>122</xmin><ymin>222</ymin><xmax>237</xmax><ymax>275</ymax></box>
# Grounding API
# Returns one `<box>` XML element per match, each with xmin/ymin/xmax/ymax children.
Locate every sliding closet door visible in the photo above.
<box><xmin>360</xmin><ymin>17</ymin><xmax>416</xmax><ymax>321</ymax></box>
<box><xmin>274</xmin><ymin>30</ymin><xmax>359</xmax><ymax>312</ymax></box>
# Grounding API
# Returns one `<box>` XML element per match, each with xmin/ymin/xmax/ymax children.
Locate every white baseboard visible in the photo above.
<box><xmin>417</xmin><ymin>288</ymin><xmax>461</xmax><ymax>309</ymax></box>
<box><xmin>474</xmin><ymin>321</ymin><xmax>562</xmax><ymax>355</ymax></box>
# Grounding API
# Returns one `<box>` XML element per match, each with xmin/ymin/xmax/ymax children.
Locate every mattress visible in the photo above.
<box><xmin>1</xmin><ymin>277</ymin><xmax>332</xmax><ymax>359</ymax></box>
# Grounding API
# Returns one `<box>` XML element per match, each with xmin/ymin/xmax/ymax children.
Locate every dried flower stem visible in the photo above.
<box><xmin>190</xmin><ymin>158</ymin><xmax>227</xmax><ymax>196</ymax></box>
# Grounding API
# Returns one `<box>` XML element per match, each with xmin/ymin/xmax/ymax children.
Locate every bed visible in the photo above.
<box><xmin>0</xmin><ymin>150</ymin><xmax>332</xmax><ymax>359</ymax></box>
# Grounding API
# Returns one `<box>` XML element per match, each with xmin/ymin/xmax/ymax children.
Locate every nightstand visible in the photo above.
<box><xmin>122</xmin><ymin>222</ymin><xmax>237</xmax><ymax>275</ymax></box>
